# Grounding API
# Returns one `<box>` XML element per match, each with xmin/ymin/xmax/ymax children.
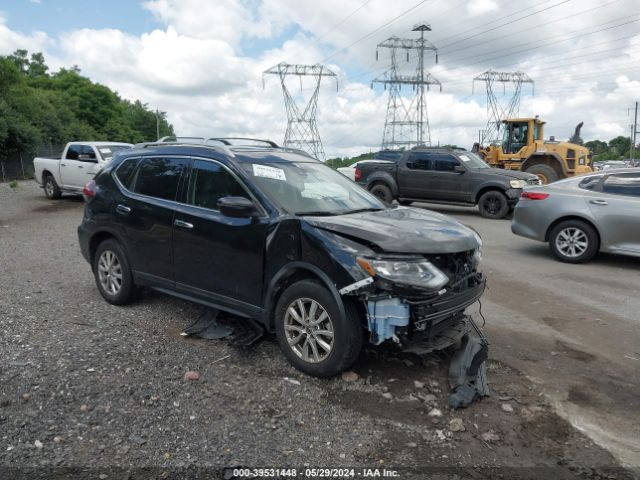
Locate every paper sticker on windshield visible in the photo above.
<box><xmin>253</xmin><ymin>164</ymin><xmax>286</xmax><ymax>181</ymax></box>
<box><xmin>99</xmin><ymin>148</ymin><xmax>111</xmax><ymax>154</ymax></box>
<box><xmin>459</xmin><ymin>154</ymin><xmax>471</xmax><ymax>162</ymax></box>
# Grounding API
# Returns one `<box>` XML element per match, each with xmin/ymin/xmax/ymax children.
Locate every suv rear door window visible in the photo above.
<box><xmin>132</xmin><ymin>157</ymin><xmax>187</xmax><ymax>201</ymax></box>
<box><xmin>407</xmin><ymin>152</ymin><xmax>431</xmax><ymax>170</ymax></box>
<box><xmin>602</xmin><ymin>173</ymin><xmax>640</xmax><ymax>197</ymax></box>
<box><xmin>187</xmin><ymin>160</ymin><xmax>248</xmax><ymax>210</ymax></box>
<box><xmin>431</xmin><ymin>153</ymin><xmax>461</xmax><ymax>172</ymax></box>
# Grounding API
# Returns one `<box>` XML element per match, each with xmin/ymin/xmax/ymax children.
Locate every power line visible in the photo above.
<box><xmin>438</xmin><ymin>0</ymin><xmax>574</xmax><ymax>50</ymax></box>
<box><xmin>320</xmin><ymin>0</ymin><xmax>431</xmax><ymax>62</ymax></box>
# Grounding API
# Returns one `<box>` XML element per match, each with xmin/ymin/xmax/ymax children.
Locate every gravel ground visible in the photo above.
<box><xmin>0</xmin><ymin>181</ymin><xmax>636</xmax><ymax>480</ymax></box>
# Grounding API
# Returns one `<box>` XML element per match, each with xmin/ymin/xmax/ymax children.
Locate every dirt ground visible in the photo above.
<box><xmin>0</xmin><ymin>181</ymin><xmax>637</xmax><ymax>479</ymax></box>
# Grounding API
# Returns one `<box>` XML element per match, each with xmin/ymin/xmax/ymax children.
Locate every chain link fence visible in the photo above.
<box><xmin>0</xmin><ymin>144</ymin><xmax>66</xmax><ymax>182</ymax></box>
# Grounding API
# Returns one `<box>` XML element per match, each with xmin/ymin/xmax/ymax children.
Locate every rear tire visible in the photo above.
<box><xmin>92</xmin><ymin>239</ymin><xmax>137</xmax><ymax>305</ymax></box>
<box><xmin>478</xmin><ymin>190</ymin><xmax>509</xmax><ymax>219</ymax></box>
<box><xmin>548</xmin><ymin>220</ymin><xmax>598</xmax><ymax>264</ymax></box>
<box><xmin>43</xmin><ymin>174</ymin><xmax>61</xmax><ymax>199</ymax></box>
<box><xmin>275</xmin><ymin>280</ymin><xmax>362</xmax><ymax>377</ymax></box>
<box><xmin>369</xmin><ymin>183</ymin><xmax>393</xmax><ymax>204</ymax></box>
<box><xmin>525</xmin><ymin>164</ymin><xmax>559</xmax><ymax>184</ymax></box>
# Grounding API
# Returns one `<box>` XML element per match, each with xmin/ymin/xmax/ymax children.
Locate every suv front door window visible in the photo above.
<box><xmin>172</xmin><ymin>159</ymin><xmax>267</xmax><ymax>307</ymax></box>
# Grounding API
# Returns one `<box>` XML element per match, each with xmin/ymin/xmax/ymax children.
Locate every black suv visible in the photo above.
<box><xmin>356</xmin><ymin>148</ymin><xmax>540</xmax><ymax>219</ymax></box>
<box><xmin>78</xmin><ymin>139</ymin><xmax>485</xmax><ymax>377</ymax></box>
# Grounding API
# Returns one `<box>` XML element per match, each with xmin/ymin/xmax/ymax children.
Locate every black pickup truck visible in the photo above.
<box><xmin>355</xmin><ymin>147</ymin><xmax>540</xmax><ymax>219</ymax></box>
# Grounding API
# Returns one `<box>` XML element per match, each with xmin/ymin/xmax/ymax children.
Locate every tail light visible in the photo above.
<box><xmin>354</xmin><ymin>166</ymin><xmax>362</xmax><ymax>182</ymax></box>
<box><xmin>521</xmin><ymin>191</ymin><xmax>549</xmax><ymax>200</ymax></box>
<box><xmin>83</xmin><ymin>179</ymin><xmax>96</xmax><ymax>201</ymax></box>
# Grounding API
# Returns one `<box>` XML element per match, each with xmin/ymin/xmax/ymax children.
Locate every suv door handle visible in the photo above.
<box><xmin>589</xmin><ymin>199</ymin><xmax>608</xmax><ymax>206</ymax></box>
<box><xmin>61</xmin><ymin>163</ymin><xmax>66</xmax><ymax>167</ymax></box>
<box><xmin>116</xmin><ymin>204</ymin><xmax>131</xmax><ymax>215</ymax></box>
<box><xmin>174</xmin><ymin>219</ymin><xmax>194</xmax><ymax>229</ymax></box>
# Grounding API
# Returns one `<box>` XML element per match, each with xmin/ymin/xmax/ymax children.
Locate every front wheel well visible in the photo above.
<box><xmin>475</xmin><ymin>186</ymin><xmax>505</xmax><ymax>204</ymax></box>
<box><xmin>545</xmin><ymin>216</ymin><xmax>601</xmax><ymax>244</ymax></box>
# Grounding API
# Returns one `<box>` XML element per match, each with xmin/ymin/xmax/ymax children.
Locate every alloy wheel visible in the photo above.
<box><xmin>555</xmin><ymin>227</ymin><xmax>588</xmax><ymax>258</ymax></box>
<box><xmin>284</xmin><ymin>298</ymin><xmax>334</xmax><ymax>363</ymax></box>
<box><xmin>97</xmin><ymin>250</ymin><xmax>123</xmax><ymax>295</ymax></box>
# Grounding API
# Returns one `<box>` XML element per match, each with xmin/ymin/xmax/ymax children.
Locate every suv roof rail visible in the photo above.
<box><xmin>154</xmin><ymin>136</ymin><xmax>279</xmax><ymax>148</ymax></box>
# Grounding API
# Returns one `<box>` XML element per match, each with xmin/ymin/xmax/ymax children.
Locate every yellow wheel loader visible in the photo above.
<box><xmin>475</xmin><ymin>117</ymin><xmax>592</xmax><ymax>184</ymax></box>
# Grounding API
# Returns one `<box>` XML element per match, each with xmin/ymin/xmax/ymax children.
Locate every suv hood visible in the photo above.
<box><xmin>477</xmin><ymin>168</ymin><xmax>536</xmax><ymax>181</ymax></box>
<box><xmin>304</xmin><ymin>207</ymin><xmax>480</xmax><ymax>254</ymax></box>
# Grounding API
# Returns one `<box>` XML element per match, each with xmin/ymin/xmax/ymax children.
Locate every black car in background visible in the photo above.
<box><xmin>78</xmin><ymin>139</ymin><xmax>485</xmax><ymax>377</ymax></box>
<box><xmin>355</xmin><ymin>147</ymin><xmax>540</xmax><ymax>219</ymax></box>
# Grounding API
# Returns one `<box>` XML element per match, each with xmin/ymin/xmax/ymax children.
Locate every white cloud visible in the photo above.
<box><xmin>467</xmin><ymin>0</ymin><xmax>499</xmax><ymax>17</ymax></box>
<box><xmin>0</xmin><ymin>15</ymin><xmax>51</xmax><ymax>55</ymax></box>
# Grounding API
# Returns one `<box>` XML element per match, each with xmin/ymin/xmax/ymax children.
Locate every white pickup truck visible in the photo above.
<box><xmin>34</xmin><ymin>142</ymin><xmax>133</xmax><ymax>199</ymax></box>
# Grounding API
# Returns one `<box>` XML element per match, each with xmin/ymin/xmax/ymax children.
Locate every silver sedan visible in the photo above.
<box><xmin>511</xmin><ymin>168</ymin><xmax>640</xmax><ymax>263</ymax></box>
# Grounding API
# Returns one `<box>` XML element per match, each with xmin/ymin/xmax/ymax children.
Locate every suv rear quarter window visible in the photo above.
<box><xmin>114</xmin><ymin>158</ymin><xmax>140</xmax><ymax>189</ymax></box>
<box><xmin>131</xmin><ymin>157</ymin><xmax>187</xmax><ymax>201</ymax></box>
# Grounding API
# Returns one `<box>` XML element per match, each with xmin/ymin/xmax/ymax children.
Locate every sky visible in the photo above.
<box><xmin>1</xmin><ymin>0</ymin><xmax>639</xmax><ymax>158</ymax></box>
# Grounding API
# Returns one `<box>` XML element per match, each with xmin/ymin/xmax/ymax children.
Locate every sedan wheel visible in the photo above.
<box><xmin>284</xmin><ymin>298</ymin><xmax>334</xmax><ymax>363</ymax></box>
<box><xmin>548</xmin><ymin>220</ymin><xmax>599</xmax><ymax>264</ymax></box>
<box><xmin>555</xmin><ymin>227</ymin><xmax>588</xmax><ymax>258</ymax></box>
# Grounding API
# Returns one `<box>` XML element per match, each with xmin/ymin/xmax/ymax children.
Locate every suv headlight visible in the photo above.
<box><xmin>510</xmin><ymin>179</ymin><xmax>527</xmax><ymax>189</ymax></box>
<box><xmin>356</xmin><ymin>256</ymin><xmax>449</xmax><ymax>290</ymax></box>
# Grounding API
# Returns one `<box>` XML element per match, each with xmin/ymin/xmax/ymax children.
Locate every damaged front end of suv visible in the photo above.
<box><xmin>305</xmin><ymin>207</ymin><xmax>490</xmax><ymax>408</ymax></box>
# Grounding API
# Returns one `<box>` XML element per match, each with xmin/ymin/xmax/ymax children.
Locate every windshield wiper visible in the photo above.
<box><xmin>294</xmin><ymin>211</ymin><xmax>338</xmax><ymax>216</ymax></box>
<box><xmin>342</xmin><ymin>207</ymin><xmax>385</xmax><ymax>214</ymax></box>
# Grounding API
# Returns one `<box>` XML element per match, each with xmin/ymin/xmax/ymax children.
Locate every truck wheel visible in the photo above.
<box><xmin>525</xmin><ymin>164</ymin><xmax>559</xmax><ymax>184</ymax></box>
<box><xmin>43</xmin><ymin>174</ymin><xmax>62</xmax><ymax>199</ymax></box>
<box><xmin>275</xmin><ymin>280</ymin><xmax>362</xmax><ymax>377</ymax></box>
<box><xmin>369</xmin><ymin>183</ymin><xmax>393</xmax><ymax>204</ymax></box>
<box><xmin>548</xmin><ymin>220</ymin><xmax>599</xmax><ymax>264</ymax></box>
<box><xmin>478</xmin><ymin>190</ymin><xmax>509</xmax><ymax>219</ymax></box>
<box><xmin>92</xmin><ymin>239</ymin><xmax>137</xmax><ymax>305</ymax></box>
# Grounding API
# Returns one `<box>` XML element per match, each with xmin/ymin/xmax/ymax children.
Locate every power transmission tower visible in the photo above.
<box><xmin>263</xmin><ymin>62</ymin><xmax>338</xmax><ymax>161</ymax></box>
<box><xmin>372</xmin><ymin>23</ymin><xmax>441</xmax><ymax>150</ymax></box>
<box><xmin>472</xmin><ymin>70</ymin><xmax>534</xmax><ymax>144</ymax></box>
<box><xmin>628</xmin><ymin>101</ymin><xmax>638</xmax><ymax>160</ymax></box>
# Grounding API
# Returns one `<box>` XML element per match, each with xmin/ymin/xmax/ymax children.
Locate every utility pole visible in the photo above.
<box><xmin>631</xmin><ymin>102</ymin><xmax>638</xmax><ymax>160</ymax></box>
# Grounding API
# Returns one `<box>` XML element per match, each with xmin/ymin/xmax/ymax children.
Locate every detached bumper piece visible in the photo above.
<box><xmin>448</xmin><ymin>327</ymin><xmax>490</xmax><ymax>409</ymax></box>
<box><xmin>182</xmin><ymin>308</ymin><xmax>264</xmax><ymax>346</ymax></box>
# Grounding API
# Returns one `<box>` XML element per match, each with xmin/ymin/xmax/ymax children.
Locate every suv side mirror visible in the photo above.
<box><xmin>454</xmin><ymin>165</ymin><xmax>466</xmax><ymax>173</ymax></box>
<box><xmin>217</xmin><ymin>196</ymin><xmax>257</xmax><ymax>218</ymax></box>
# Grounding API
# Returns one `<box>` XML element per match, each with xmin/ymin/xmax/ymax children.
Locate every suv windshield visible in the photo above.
<box><xmin>457</xmin><ymin>151</ymin><xmax>490</xmax><ymax>169</ymax></box>
<box><xmin>241</xmin><ymin>161</ymin><xmax>385</xmax><ymax>215</ymax></box>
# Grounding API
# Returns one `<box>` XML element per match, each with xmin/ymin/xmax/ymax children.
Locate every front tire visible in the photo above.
<box><xmin>275</xmin><ymin>280</ymin><xmax>362</xmax><ymax>377</ymax></box>
<box><xmin>92</xmin><ymin>239</ymin><xmax>137</xmax><ymax>305</ymax></box>
<box><xmin>478</xmin><ymin>190</ymin><xmax>509</xmax><ymax>219</ymax></box>
<box><xmin>548</xmin><ymin>220</ymin><xmax>599</xmax><ymax>264</ymax></box>
<box><xmin>369</xmin><ymin>183</ymin><xmax>393</xmax><ymax>205</ymax></box>
<box><xmin>43</xmin><ymin>174</ymin><xmax>61</xmax><ymax>199</ymax></box>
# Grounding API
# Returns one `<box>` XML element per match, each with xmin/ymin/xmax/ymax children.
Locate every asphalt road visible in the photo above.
<box><xmin>0</xmin><ymin>181</ymin><xmax>638</xmax><ymax>478</ymax></box>
<box><xmin>414</xmin><ymin>201</ymin><xmax>640</xmax><ymax>467</ymax></box>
